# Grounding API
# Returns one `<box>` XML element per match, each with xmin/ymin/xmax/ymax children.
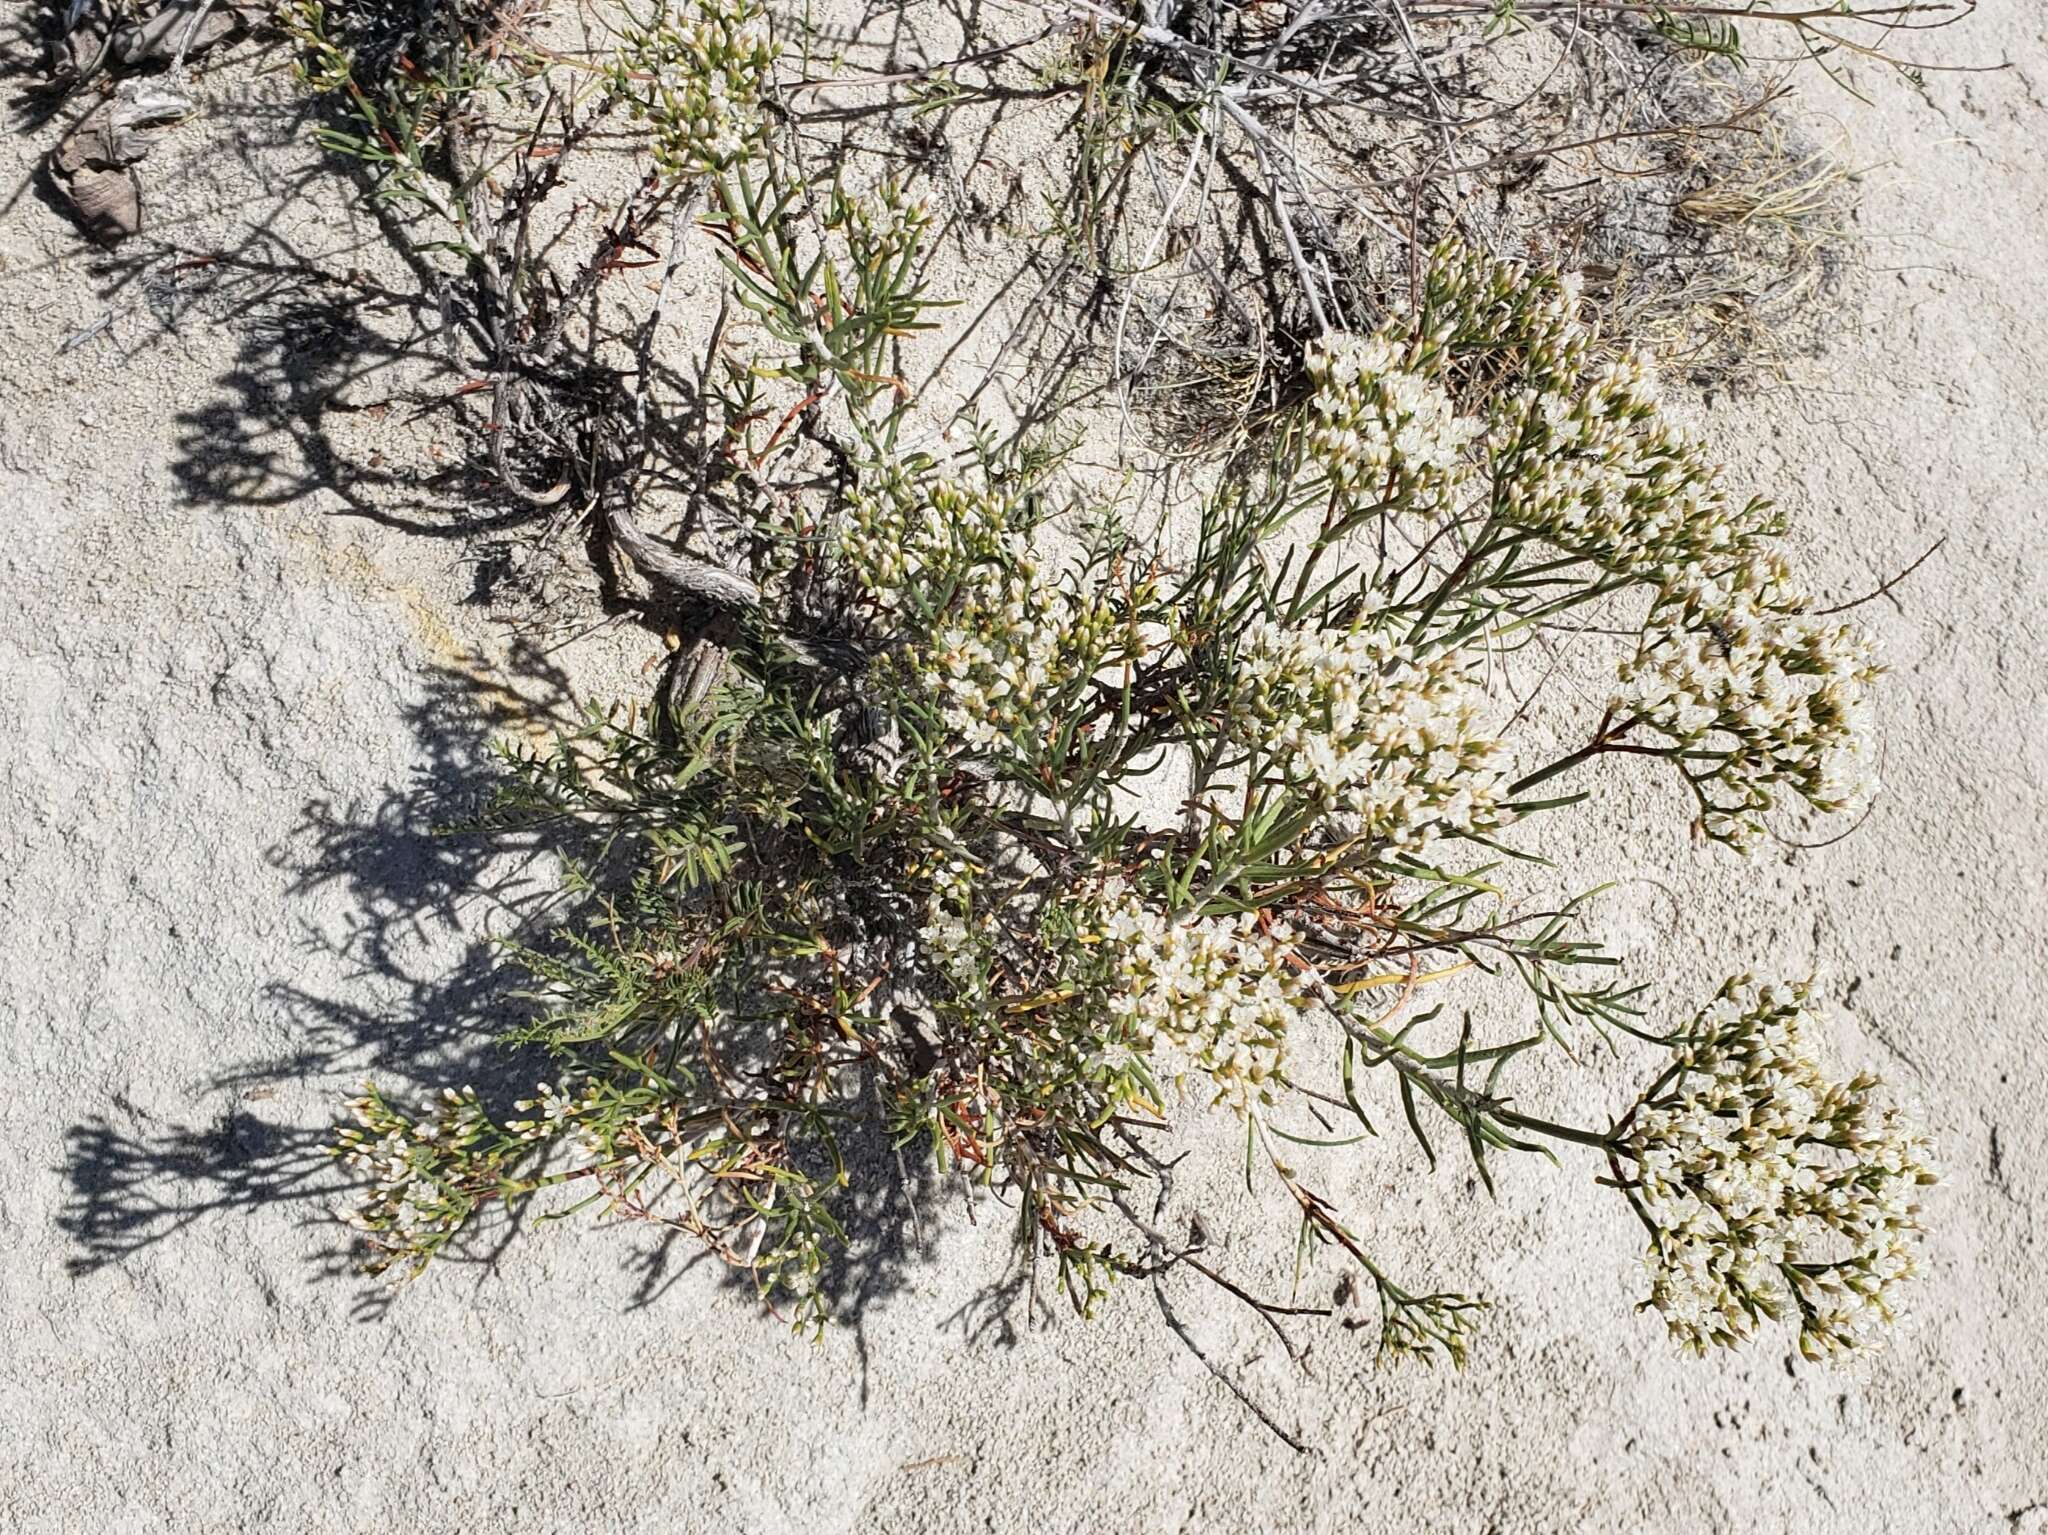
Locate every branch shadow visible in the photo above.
<box><xmin>54</xmin><ymin>633</ymin><xmax>961</xmax><ymax>1336</ymax></box>
<box><xmin>54</xmin><ymin>645</ymin><xmax>577</xmax><ymax>1291</ymax></box>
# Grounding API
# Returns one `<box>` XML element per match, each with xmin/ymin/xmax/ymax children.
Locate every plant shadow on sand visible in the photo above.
<box><xmin>55</xmin><ymin>638</ymin><xmax>958</xmax><ymax>1341</ymax></box>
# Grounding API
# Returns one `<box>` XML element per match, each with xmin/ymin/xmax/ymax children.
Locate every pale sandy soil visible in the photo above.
<box><xmin>1</xmin><ymin>5</ymin><xmax>2043</xmax><ymax>1532</ymax></box>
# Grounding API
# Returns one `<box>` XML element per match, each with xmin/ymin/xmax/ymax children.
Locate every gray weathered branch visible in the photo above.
<box><xmin>604</xmin><ymin>494</ymin><xmax>762</xmax><ymax>614</ymax></box>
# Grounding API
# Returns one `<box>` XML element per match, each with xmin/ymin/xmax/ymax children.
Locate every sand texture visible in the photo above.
<box><xmin>1</xmin><ymin>4</ymin><xmax>2043</xmax><ymax>1530</ymax></box>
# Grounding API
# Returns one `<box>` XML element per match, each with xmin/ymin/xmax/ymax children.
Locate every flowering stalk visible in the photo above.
<box><xmin>1609</xmin><ymin>978</ymin><xmax>1938</xmax><ymax>1358</ymax></box>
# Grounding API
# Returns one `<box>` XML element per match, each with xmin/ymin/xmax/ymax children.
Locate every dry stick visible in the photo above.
<box><xmin>1398</xmin><ymin>86</ymin><xmax>1787</xmax><ymax>187</ymax></box>
<box><xmin>634</xmin><ymin>188</ymin><xmax>706</xmax><ymax>455</ymax></box>
<box><xmin>1216</xmin><ymin>95</ymin><xmax>1333</xmax><ymax>333</ymax></box>
<box><xmin>1380</xmin><ymin>0</ymin><xmax>1459</xmax><ymax>169</ymax></box>
<box><xmin>781</xmin><ymin>26</ymin><xmax>1064</xmax><ymax>96</ymax></box>
<box><xmin>442</xmin><ymin>102</ymin><xmax>572</xmax><ymax>507</ymax></box>
<box><xmin>1278</xmin><ymin>65</ymin><xmax>1352</xmax><ymax>317</ymax></box>
<box><xmin>1110</xmin><ymin>1138</ymin><xmax>1331</xmax><ymax>1359</ymax></box>
<box><xmin>638</xmin><ymin>205</ymin><xmax>731</xmax><ymax>726</ymax></box>
<box><xmin>1045</xmin><ymin>0</ymin><xmax>1473</xmax><ymax>128</ymax></box>
<box><xmin>1411</xmin><ymin>0</ymin><xmax>1966</xmax><ymax>23</ymax></box>
<box><xmin>1247</xmin><ymin>111</ymin><xmax>1408</xmax><ymax>251</ymax></box>
<box><xmin>1182</xmin><ymin>1251</ymin><xmax>1333</xmax><ymax>1355</ymax></box>
<box><xmin>1383</xmin><ymin>0</ymin><xmax>1588</xmax><ymax>140</ymax></box>
<box><xmin>1811</xmin><ymin>535</ymin><xmax>1945</xmax><ymax>615</ymax></box>
<box><xmin>1193</xmin><ymin>70</ymin><xmax>1409</xmax><ymax>250</ymax></box>
<box><xmin>168</xmin><ymin>0</ymin><xmax>219</xmax><ymax>77</ymax></box>
<box><xmin>1111</xmin><ymin>1141</ymin><xmax>1316</xmax><ymax>1454</ymax></box>
<box><xmin>1256</xmin><ymin>0</ymin><xmax>1330</xmax><ymax>68</ymax></box>
<box><xmin>605</xmin><ymin>489</ymin><xmax>764</xmax><ymax>613</ymax></box>
<box><xmin>1128</xmin><ymin>127</ymin><xmax>1280</xmax><ymax>456</ymax></box>
<box><xmin>1113</xmin><ymin>113</ymin><xmax>1213</xmax><ymax>383</ymax></box>
<box><xmin>1149</xmin><ymin>1276</ymin><xmax>1314</xmax><ymax>1455</ymax></box>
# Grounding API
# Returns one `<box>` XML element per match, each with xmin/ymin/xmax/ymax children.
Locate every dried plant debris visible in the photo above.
<box><xmin>1551</xmin><ymin>64</ymin><xmax>1861</xmax><ymax>388</ymax></box>
<box><xmin>40</xmin><ymin>0</ymin><xmax>261</xmax><ymax>91</ymax></box>
<box><xmin>49</xmin><ymin>78</ymin><xmax>192</xmax><ymax>242</ymax></box>
<box><xmin>34</xmin><ymin>0</ymin><xmax>264</xmax><ymax>242</ymax></box>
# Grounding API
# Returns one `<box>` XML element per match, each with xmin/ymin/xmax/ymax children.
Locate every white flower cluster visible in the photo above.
<box><xmin>1490</xmin><ymin>354</ymin><xmax>1780</xmax><ymax>588</ymax></box>
<box><xmin>619</xmin><ymin>0</ymin><xmax>778</xmax><ymax>176</ymax></box>
<box><xmin>839</xmin><ymin>469</ymin><xmax>1018</xmax><ymax>617</ymax></box>
<box><xmin>507</xmin><ymin>1079</ymin><xmax>593</xmax><ymax>1142</ymax></box>
<box><xmin>1400</xmin><ymin>240</ymin><xmax>1880</xmax><ymax>845</ymax></box>
<box><xmin>842</xmin><ymin>465</ymin><xmax>1137</xmax><ymax>754</ymax></box>
<box><xmin>1229</xmin><ymin>616</ymin><xmax>1511</xmax><ymax>855</ymax></box>
<box><xmin>1409</xmin><ymin>242</ymin><xmax>1779</xmax><ymax>589</ymax></box>
<box><xmin>1097</xmin><ymin>893</ymin><xmax>1312</xmax><ymax>1108</ymax></box>
<box><xmin>928</xmin><ymin>567</ymin><xmax>1128</xmax><ymax>752</ymax></box>
<box><xmin>1619</xmin><ymin>555</ymin><xmax>1881</xmax><ymax>848</ymax></box>
<box><xmin>333</xmin><ymin>1086</ymin><xmax>496</xmax><ymax>1265</ymax></box>
<box><xmin>1623</xmin><ymin>979</ymin><xmax>1939</xmax><ymax>1360</ymax></box>
<box><xmin>1304</xmin><ymin>331</ymin><xmax>1480</xmax><ymax>511</ymax></box>
<box><xmin>917</xmin><ymin>855</ymin><xmax>990</xmax><ymax>998</ymax></box>
<box><xmin>1416</xmin><ymin>240</ymin><xmax>1581</xmax><ymax>367</ymax></box>
<box><xmin>830</xmin><ymin>178</ymin><xmax>932</xmax><ymax>268</ymax></box>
